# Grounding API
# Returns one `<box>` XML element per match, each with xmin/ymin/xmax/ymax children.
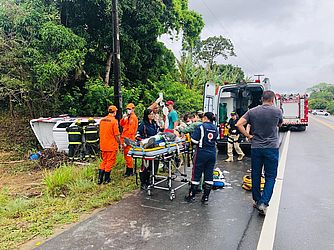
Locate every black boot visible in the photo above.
<box><xmin>139</xmin><ymin>171</ymin><xmax>147</xmax><ymax>190</ymax></box>
<box><xmin>104</xmin><ymin>171</ymin><xmax>111</xmax><ymax>184</ymax></box>
<box><xmin>185</xmin><ymin>183</ymin><xmax>198</xmax><ymax>202</ymax></box>
<box><xmin>201</xmin><ymin>183</ymin><xmax>212</xmax><ymax>205</ymax></box>
<box><xmin>124</xmin><ymin>167</ymin><xmax>134</xmax><ymax>177</ymax></box>
<box><xmin>97</xmin><ymin>169</ymin><xmax>105</xmax><ymax>185</ymax></box>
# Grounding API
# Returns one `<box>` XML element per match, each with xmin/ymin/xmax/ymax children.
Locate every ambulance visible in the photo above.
<box><xmin>203</xmin><ymin>78</ymin><xmax>270</xmax><ymax>151</ymax></box>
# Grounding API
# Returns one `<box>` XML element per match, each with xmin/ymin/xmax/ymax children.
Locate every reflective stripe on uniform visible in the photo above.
<box><xmin>86</xmin><ymin>140</ymin><xmax>99</xmax><ymax>143</ymax></box>
<box><xmin>84</xmin><ymin>131</ymin><xmax>98</xmax><ymax>134</ymax></box>
<box><xmin>191</xmin><ymin>138</ymin><xmax>199</xmax><ymax>144</ymax></box>
<box><xmin>68</xmin><ymin>132</ymin><xmax>82</xmax><ymax>135</ymax></box>
<box><xmin>69</xmin><ymin>142</ymin><xmax>82</xmax><ymax>145</ymax></box>
<box><xmin>199</xmin><ymin>125</ymin><xmax>205</xmax><ymax>148</ymax></box>
<box><xmin>191</xmin><ymin>181</ymin><xmax>200</xmax><ymax>185</ymax></box>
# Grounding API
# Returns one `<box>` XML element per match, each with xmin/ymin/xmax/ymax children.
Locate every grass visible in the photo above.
<box><xmin>0</xmin><ymin>153</ymin><xmax>138</xmax><ymax>250</ymax></box>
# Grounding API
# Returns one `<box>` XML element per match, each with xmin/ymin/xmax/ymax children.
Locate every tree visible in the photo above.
<box><xmin>307</xmin><ymin>82</ymin><xmax>334</xmax><ymax>112</ymax></box>
<box><xmin>193</xmin><ymin>36</ymin><xmax>236</xmax><ymax>69</ymax></box>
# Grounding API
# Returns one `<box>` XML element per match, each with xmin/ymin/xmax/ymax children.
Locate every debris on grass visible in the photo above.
<box><xmin>38</xmin><ymin>148</ymin><xmax>68</xmax><ymax>170</ymax></box>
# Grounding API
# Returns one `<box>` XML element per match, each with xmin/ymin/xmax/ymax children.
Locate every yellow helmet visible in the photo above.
<box><xmin>88</xmin><ymin>117</ymin><xmax>95</xmax><ymax>123</ymax></box>
<box><xmin>75</xmin><ymin>119</ymin><xmax>81</xmax><ymax>125</ymax></box>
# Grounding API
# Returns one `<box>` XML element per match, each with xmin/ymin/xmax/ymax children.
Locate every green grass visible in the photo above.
<box><xmin>0</xmin><ymin>153</ymin><xmax>138</xmax><ymax>250</ymax></box>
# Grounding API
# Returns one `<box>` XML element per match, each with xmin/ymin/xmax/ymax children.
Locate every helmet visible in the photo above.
<box><xmin>75</xmin><ymin>119</ymin><xmax>81</xmax><ymax>125</ymax></box>
<box><xmin>88</xmin><ymin>117</ymin><xmax>95</xmax><ymax>123</ymax></box>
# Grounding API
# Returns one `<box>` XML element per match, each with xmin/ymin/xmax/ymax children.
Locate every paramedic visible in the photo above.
<box><xmin>98</xmin><ymin>105</ymin><xmax>122</xmax><ymax>185</ymax></box>
<box><xmin>185</xmin><ymin>112</ymin><xmax>218</xmax><ymax>204</ymax></box>
<box><xmin>236</xmin><ymin>90</ymin><xmax>283</xmax><ymax>215</ymax></box>
<box><xmin>136</xmin><ymin>109</ymin><xmax>160</xmax><ymax>189</ymax></box>
<box><xmin>83</xmin><ymin>117</ymin><xmax>99</xmax><ymax>158</ymax></box>
<box><xmin>165</xmin><ymin>100</ymin><xmax>178</xmax><ymax>132</ymax></box>
<box><xmin>225</xmin><ymin>112</ymin><xmax>245</xmax><ymax>162</ymax></box>
<box><xmin>66</xmin><ymin>119</ymin><xmax>83</xmax><ymax>161</ymax></box>
<box><xmin>120</xmin><ymin>103</ymin><xmax>138</xmax><ymax>177</ymax></box>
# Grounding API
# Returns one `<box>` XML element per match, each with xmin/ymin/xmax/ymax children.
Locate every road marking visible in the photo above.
<box><xmin>257</xmin><ymin>131</ymin><xmax>291</xmax><ymax>250</ymax></box>
<box><xmin>309</xmin><ymin>116</ymin><xmax>334</xmax><ymax>130</ymax></box>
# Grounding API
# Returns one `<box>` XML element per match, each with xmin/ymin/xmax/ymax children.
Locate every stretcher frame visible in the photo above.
<box><xmin>128</xmin><ymin>141</ymin><xmax>191</xmax><ymax>200</ymax></box>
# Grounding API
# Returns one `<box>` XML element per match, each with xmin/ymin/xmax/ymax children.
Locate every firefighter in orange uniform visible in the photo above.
<box><xmin>120</xmin><ymin>103</ymin><xmax>138</xmax><ymax>177</ymax></box>
<box><xmin>98</xmin><ymin>105</ymin><xmax>122</xmax><ymax>184</ymax></box>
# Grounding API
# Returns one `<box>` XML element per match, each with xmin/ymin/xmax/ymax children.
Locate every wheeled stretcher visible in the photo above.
<box><xmin>128</xmin><ymin>140</ymin><xmax>191</xmax><ymax>200</ymax></box>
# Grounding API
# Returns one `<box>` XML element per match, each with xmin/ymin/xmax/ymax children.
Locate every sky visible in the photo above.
<box><xmin>161</xmin><ymin>0</ymin><xmax>334</xmax><ymax>93</ymax></box>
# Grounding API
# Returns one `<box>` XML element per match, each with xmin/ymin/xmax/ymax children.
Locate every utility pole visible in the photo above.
<box><xmin>112</xmin><ymin>0</ymin><xmax>122</xmax><ymax>119</ymax></box>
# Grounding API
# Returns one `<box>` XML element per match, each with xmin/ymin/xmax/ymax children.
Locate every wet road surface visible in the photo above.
<box><xmin>274</xmin><ymin>115</ymin><xmax>334</xmax><ymax>250</ymax></box>
<box><xmin>37</xmin><ymin>153</ymin><xmax>265</xmax><ymax>249</ymax></box>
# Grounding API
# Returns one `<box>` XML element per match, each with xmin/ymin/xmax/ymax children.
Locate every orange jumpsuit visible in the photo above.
<box><xmin>120</xmin><ymin>113</ymin><xmax>138</xmax><ymax>168</ymax></box>
<box><xmin>99</xmin><ymin>114</ymin><xmax>120</xmax><ymax>172</ymax></box>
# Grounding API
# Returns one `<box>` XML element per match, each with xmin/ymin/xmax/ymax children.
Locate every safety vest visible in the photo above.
<box><xmin>84</xmin><ymin>124</ymin><xmax>99</xmax><ymax>143</ymax></box>
<box><xmin>66</xmin><ymin>125</ymin><xmax>83</xmax><ymax>145</ymax></box>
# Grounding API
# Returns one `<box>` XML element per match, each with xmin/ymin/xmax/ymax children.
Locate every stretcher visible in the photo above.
<box><xmin>128</xmin><ymin>140</ymin><xmax>191</xmax><ymax>200</ymax></box>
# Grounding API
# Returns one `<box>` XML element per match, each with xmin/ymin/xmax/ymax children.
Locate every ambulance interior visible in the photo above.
<box><xmin>218</xmin><ymin>85</ymin><xmax>263</xmax><ymax>124</ymax></box>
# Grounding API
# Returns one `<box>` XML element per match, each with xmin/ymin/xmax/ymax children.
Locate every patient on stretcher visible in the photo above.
<box><xmin>124</xmin><ymin>132</ymin><xmax>180</xmax><ymax>149</ymax></box>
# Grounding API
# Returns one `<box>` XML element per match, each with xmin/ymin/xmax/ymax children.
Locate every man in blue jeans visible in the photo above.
<box><xmin>236</xmin><ymin>90</ymin><xmax>283</xmax><ymax>215</ymax></box>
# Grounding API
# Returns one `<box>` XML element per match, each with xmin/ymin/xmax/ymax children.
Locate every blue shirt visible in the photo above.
<box><xmin>191</xmin><ymin>122</ymin><xmax>218</xmax><ymax>151</ymax></box>
<box><xmin>137</xmin><ymin>121</ymin><xmax>159</xmax><ymax>139</ymax></box>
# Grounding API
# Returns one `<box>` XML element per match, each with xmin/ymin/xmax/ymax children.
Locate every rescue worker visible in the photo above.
<box><xmin>120</xmin><ymin>103</ymin><xmax>138</xmax><ymax>177</ymax></box>
<box><xmin>83</xmin><ymin>117</ymin><xmax>99</xmax><ymax>159</ymax></box>
<box><xmin>98</xmin><ymin>105</ymin><xmax>122</xmax><ymax>185</ymax></box>
<box><xmin>66</xmin><ymin>119</ymin><xmax>83</xmax><ymax>161</ymax></box>
<box><xmin>225</xmin><ymin>112</ymin><xmax>245</xmax><ymax>162</ymax></box>
<box><xmin>185</xmin><ymin>112</ymin><xmax>218</xmax><ymax>204</ymax></box>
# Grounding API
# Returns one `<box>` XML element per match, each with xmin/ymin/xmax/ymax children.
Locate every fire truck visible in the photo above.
<box><xmin>203</xmin><ymin>78</ymin><xmax>270</xmax><ymax>151</ymax></box>
<box><xmin>275</xmin><ymin>93</ymin><xmax>308</xmax><ymax>131</ymax></box>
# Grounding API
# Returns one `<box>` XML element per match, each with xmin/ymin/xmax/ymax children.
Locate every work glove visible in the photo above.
<box><xmin>155</xmin><ymin>93</ymin><xmax>163</xmax><ymax>104</ymax></box>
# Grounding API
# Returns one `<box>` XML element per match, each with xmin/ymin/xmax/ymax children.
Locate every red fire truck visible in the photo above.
<box><xmin>275</xmin><ymin>93</ymin><xmax>308</xmax><ymax>131</ymax></box>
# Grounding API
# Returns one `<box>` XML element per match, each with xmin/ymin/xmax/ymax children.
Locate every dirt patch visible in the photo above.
<box><xmin>0</xmin><ymin>164</ymin><xmax>44</xmax><ymax>197</ymax></box>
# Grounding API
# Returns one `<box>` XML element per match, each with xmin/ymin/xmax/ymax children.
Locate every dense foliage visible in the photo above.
<box><xmin>307</xmin><ymin>82</ymin><xmax>334</xmax><ymax>114</ymax></box>
<box><xmin>0</xmin><ymin>0</ymin><xmax>244</xmax><ymax>118</ymax></box>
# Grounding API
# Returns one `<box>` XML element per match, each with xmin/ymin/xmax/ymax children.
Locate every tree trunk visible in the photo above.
<box><xmin>104</xmin><ymin>53</ymin><xmax>113</xmax><ymax>86</ymax></box>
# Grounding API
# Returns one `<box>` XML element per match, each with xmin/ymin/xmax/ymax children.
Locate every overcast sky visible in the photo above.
<box><xmin>162</xmin><ymin>0</ymin><xmax>334</xmax><ymax>93</ymax></box>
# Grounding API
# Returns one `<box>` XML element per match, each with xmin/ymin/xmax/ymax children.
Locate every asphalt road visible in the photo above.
<box><xmin>36</xmin><ymin>116</ymin><xmax>334</xmax><ymax>250</ymax></box>
<box><xmin>274</xmin><ymin>115</ymin><xmax>334</xmax><ymax>250</ymax></box>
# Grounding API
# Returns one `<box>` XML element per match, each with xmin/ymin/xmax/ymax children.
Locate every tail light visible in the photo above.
<box><xmin>219</xmin><ymin>123</ymin><xmax>225</xmax><ymax>138</ymax></box>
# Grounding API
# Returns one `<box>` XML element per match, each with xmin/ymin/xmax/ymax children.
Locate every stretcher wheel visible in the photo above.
<box><xmin>147</xmin><ymin>189</ymin><xmax>151</xmax><ymax>196</ymax></box>
<box><xmin>169</xmin><ymin>190</ymin><xmax>175</xmax><ymax>200</ymax></box>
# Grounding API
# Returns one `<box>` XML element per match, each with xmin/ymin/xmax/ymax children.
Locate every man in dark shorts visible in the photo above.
<box><xmin>236</xmin><ymin>90</ymin><xmax>283</xmax><ymax>215</ymax></box>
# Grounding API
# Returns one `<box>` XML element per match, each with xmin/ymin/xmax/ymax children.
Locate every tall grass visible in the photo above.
<box><xmin>44</xmin><ymin>164</ymin><xmax>76</xmax><ymax>195</ymax></box>
<box><xmin>1</xmin><ymin>153</ymin><xmax>138</xmax><ymax>249</ymax></box>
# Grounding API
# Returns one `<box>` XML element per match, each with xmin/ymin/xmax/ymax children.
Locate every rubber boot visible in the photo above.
<box><xmin>185</xmin><ymin>184</ymin><xmax>198</xmax><ymax>202</ymax></box>
<box><xmin>225</xmin><ymin>157</ymin><xmax>233</xmax><ymax>162</ymax></box>
<box><xmin>124</xmin><ymin>167</ymin><xmax>133</xmax><ymax>177</ymax></box>
<box><xmin>97</xmin><ymin>169</ymin><xmax>105</xmax><ymax>185</ymax></box>
<box><xmin>139</xmin><ymin>171</ymin><xmax>147</xmax><ymax>190</ymax></box>
<box><xmin>104</xmin><ymin>171</ymin><xmax>111</xmax><ymax>184</ymax></box>
<box><xmin>201</xmin><ymin>183</ymin><xmax>212</xmax><ymax>205</ymax></box>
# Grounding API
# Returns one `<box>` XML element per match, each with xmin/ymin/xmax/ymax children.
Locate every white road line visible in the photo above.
<box><xmin>257</xmin><ymin>131</ymin><xmax>291</xmax><ymax>250</ymax></box>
